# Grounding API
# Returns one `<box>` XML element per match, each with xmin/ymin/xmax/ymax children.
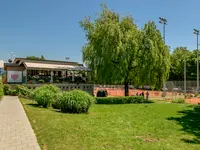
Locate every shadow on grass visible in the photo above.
<box><xmin>168</xmin><ymin>106</ymin><xmax>200</xmax><ymax>144</ymax></box>
<box><xmin>51</xmin><ymin>109</ymin><xmax>62</xmax><ymax>113</ymax></box>
<box><xmin>26</xmin><ymin>103</ymin><xmax>39</xmax><ymax>107</ymax></box>
<box><xmin>143</xmin><ymin>100</ymin><xmax>154</xmax><ymax>103</ymax></box>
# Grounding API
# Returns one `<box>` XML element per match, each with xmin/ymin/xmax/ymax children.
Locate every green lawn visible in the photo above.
<box><xmin>20</xmin><ymin>98</ymin><xmax>200</xmax><ymax>150</ymax></box>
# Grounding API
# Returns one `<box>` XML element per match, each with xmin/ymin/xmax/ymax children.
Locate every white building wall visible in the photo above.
<box><xmin>0</xmin><ymin>60</ymin><xmax>4</xmax><ymax>68</ymax></box>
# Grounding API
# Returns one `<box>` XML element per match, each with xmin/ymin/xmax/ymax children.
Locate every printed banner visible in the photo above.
<box><xmin>7</xmin><ymin>71</ymin><xmax>22</xmax><ymax>83</ymax></box>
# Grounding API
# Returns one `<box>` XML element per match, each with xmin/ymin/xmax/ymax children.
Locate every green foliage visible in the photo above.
<box><xmin>34</xmin><ymin>89</ymin><xmax>54</xmax><ymax>108</ymax></box>
<box><xmin>9</xmin><ymin>89</ymin><xmax>18</xmax><ymax>96</ymax></box>
<box><xmin>96</xmin><ymin>90</ymin><xmax>108</xmax><ymax>97</ymax></box>
<box><xmin>21</xmin><ymin>98</ymin><xmax>200</xmax><ymax>150</ymax></box>
<box><xmin>169</xmin><ymin>47</ymin><xmax>191</xmax><ymax>80</ymax></box>
<box><xmin>26</xmin><ymin>55</ymin><xmax>45</xmax><ymax>60</ymax></box>
<box><xmin>0</xmin><ymin>81</ymin><xmax>4</xmax><ymax>99</ymax></box>
<box><xmin>17</xmin><ymin>85</ymin><xmax>32</xmax><ymax>98</ymax></box>
<box><xmin>80</xmin><ymin>4</ymin><xmax>170</xmax><ymax>94</ymax></box>
<box><xmin>172</xmin><ymin>98</ymin><xmax>185</xmax><ymax>104</ymax></box>
<box><xmin>38</xmin><ymin>79</ymin><xmax>45</xmax><ymax>83</ymax></box>
<box><xmin>168</xmin><ymin>48</ymin><xmax>200</xmax><ymax>81</ymax></box>
<box><xmin>52</xmin><ymin>93</ymin><xmax>62</xmax><ymax>109</ymax></box>
<box><xmin>34</xmin><ymin>85</ymin><xmax>61</xmax><ymax>108</ymax></box>
<box><xmin>58</xmin><ymin>90</ymin><xmax>95</xmax><ymax>113</ymax></box>
<box><xmin>96</xmin><ymin>96</ymin><xmax>144</xmax><ymax>104</ymax></box>
<box><xmin>3</xmin><ymin>84</ymin><xmax>10</xmax><ymax>95</ymax></box>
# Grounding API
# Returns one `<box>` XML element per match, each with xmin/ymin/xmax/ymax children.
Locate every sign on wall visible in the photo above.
<box><xmin>7</xmin><ymin>71</ymin><xmax>22</xmax><ymax>83</ymax></box>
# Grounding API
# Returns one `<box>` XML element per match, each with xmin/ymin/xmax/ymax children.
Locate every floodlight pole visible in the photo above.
<box><xmin>184</xmin><ymin>50</ymin><xmax>186</xmax><ymax>95</ymax></box>
<box><xmin>159</xmin><ymin>17</ymin><xmax>167</xmax><ymax>97</ymax></box>
<box><xmin>194</xmin><ymin>29</ymin><xmax>199</xmax><ymax>93</ymax></box>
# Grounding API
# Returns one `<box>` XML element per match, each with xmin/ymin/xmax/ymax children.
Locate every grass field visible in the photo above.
<box><xmin>20</xmin><ymin>98</ymin><xmax>200</xmax><ymax>150</ymax></box>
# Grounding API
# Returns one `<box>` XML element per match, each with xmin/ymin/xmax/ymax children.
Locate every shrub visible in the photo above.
<box><xmin>34</xmin><ymin>89</ymin><xmax>54</xmax><ymax>107</ymax></box>
<box><xmin>96</xmin><ymin>96</ymin><xmax>144</xmax><ymax>104</ymax></box>
<box><xmin>3</xmin><ymin>84</ymin><xmax>10</xmax><ymax>95</ymax></box>
<box><xmin>52</xmin><ymin>92</ymin><xmax>62</xmax><ymax>109</ymax></box>
<box><xmin>9</xmin><ymin>89</ymin><xmax>18</xmax><ymax>96</ymax></box>
<box><xmin>17</xmin><ymin>85</ymin><xmax>32</xmax><ymax>98</ymax></box>
<box><xmin>172</xmin><ymin>98</ymin><xmax>185</xmax><ymax>104</ymax></box>
<box><xmin>97</xmin><ymin>90</ymin><xmax>108</xmax><ymax>97</ymax></box>
<box><xmin>34</xmin><ymin>85</ymin><xmax>61</xmax><ymax>108</ymax></box>
<box><xmin>58</xmin><ymin>90</ymin><xmax>95</xmax><ymax>113</ymax></box>
<box><xmin>0</xmin><ymin>81</ymin><xmax>4</xmax><ymax>99</ymax></box>
<box><xmin>38</xmin><ymin>79</ymin><xmax>45</xmax><ymax>83</ymax></box>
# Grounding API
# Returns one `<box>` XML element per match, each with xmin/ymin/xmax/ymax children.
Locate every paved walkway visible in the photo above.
<box><xmin>0</xmin><ymin>96</ymin><xmax>40</xmax><ymax>150</ymax></box>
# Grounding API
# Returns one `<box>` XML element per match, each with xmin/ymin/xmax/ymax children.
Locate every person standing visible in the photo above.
<box><xmin>146</xmin><ymin>91</ymin><xmax>149</xmax><ymax>100</ymax></box>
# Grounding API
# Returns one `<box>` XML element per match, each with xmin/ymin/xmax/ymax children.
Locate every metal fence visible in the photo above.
<box><xmin>165</xmin><ymin>81</ymin><xmax>198</xmax><ymax>93</ymax></box>
<box><xmin>95</xmin><ymin>81</ymin><xmax>199</xmax><ymax>93</ymax></box>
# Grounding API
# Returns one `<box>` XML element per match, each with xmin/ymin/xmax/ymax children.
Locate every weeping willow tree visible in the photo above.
<box><xmin>80</xmin><ymin>4</ymin><xmax>170</xmax><ymax>96</ymax></box>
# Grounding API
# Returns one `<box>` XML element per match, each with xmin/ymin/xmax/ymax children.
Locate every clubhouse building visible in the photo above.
<box><xmin>3</xmin><ymin>58</ymin><xmax>93</xmax><ymax>93</ymax></box>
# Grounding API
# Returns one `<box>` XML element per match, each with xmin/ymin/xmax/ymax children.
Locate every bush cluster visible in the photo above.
<box><xmin>96</xmin><ymin>96</ymin><xmax>144</xmax><ymax>104</ymax></box>
<box><xmin>34</xmin><ymin>85</ymin><xmax>61</xmax><ymax>108</ymax></box>
<box><xmin>17</xmin><ymin>85</ymin><xmax>33</xmax><ymax>98</ymax></box>
<box><xmin>96</xmin><ymin>90</ymin><xmax>108</xmax><ymax>97</ymax></box>
<box><xmin>9</xmin><ymin>89</ymin><xmax>18</xmax><ymax>96</ymax></box>
<box><xmin>3</xmin><ymin>84</ymin><xmax>10</xmax><ymax>95</ymax></box>
<box><xmin>56</xmin><ymin>90</ymin><xmax>95</xmax><ymax>113</ymax></box>
<box><xmin>3</xmin><ymin>84</ymin><xmax>18</xmax><ymax>96</ymax></box>
<box><xmin>0</xmin><ymin>80</ymin><xmax>4</xmax><ymax>99</ymax></box>
<box><xmin>171</xmin><ymin>98</ymin><xmax>185</xmax><ymax>104</ymax></box>
<box><xmin>3</xmin><ymin>84</ymin><xmax>31</xmax><ymax>97</ymax></box>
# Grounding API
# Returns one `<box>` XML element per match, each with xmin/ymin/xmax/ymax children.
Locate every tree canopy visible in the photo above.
<box><xmin>26</xmin><ymin>55</ymin><xmax>45</xmax><ymax>60</ymax></box>
<box><xmin>169</xmin><ymin>47</ymin><xmax>200</xmax><ymax>81</ymax></box>
<box><xmin>80</xmin><ymin>4</ymin><xmax>171</xmax><ymax>96</ymax></box>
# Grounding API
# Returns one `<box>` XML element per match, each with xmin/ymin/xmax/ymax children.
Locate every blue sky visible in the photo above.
<box><xmin>0</xmin><ymin>0</ymin><xmax>199</xmax><ymax>63</ymax></box>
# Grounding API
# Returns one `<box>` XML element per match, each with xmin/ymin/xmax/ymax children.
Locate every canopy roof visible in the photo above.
<box><xmin>24</xmin><ymin>62</ymin><xmax>90</xmax><ymax>71</ymax></box>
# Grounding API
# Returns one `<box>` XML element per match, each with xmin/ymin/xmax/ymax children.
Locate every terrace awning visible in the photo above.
<box><xmin>24</xmin><ymin>62</ymin><xmax>90</xmax><ymax>71</ymax></box>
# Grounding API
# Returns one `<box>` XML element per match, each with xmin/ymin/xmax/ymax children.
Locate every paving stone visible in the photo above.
<box><xmin>0</xmin><ymin>96</ymin><xmax>41</xmax><ymax>150</ymax></box>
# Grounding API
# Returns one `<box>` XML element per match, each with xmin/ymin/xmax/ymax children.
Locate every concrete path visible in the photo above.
<box><xmin>0</xmin><ymin>96</ymin><xmax>40</xmax><ymax>150</ymax></box>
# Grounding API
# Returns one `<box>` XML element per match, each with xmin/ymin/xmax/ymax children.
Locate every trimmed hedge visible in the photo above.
<box><xmin>3</xmin><ymin>84</ymin><xmax>10</xmax><ymax>95</ymax></box>
<box><xmin>96</xmin><ymin>96</ymin><xmax>144</xmax><ymax>104</ymax></box>
<box><xmin>0</xmin><ymin>81</ymin><xmax>4</xmax><ymax>99</ymax></box>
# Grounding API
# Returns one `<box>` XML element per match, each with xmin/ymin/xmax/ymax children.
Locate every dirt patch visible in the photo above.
<box><xmin>135</xmin><ymin>135</ymin><xmax>160</xmax><ymax>143</ymax></box>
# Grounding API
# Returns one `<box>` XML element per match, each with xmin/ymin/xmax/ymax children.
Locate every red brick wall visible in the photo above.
<box><xmin>186</xmin><ymin>98</ymin><xmax>200</xmax><ymax>104</ymax></box>
<box><xmin>94</xmin><ymin>87</ymin><xmax>164</xmax><ymax>97</ymax></box>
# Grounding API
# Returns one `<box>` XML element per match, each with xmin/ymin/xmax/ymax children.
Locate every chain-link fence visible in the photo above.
<box><xmin>165</xmin><ymin>81</ymin><xmax>198</xmax><ymax>93</ymax></box>
<box><xmin>95</xmin><ymin>81</ymin><xmax>199</xmax><ymax>94</ymax></box>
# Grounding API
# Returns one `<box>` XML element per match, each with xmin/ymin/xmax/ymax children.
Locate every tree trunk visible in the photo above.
<box><xmin>124</xmin><ymin>82</ymin><xmax>129</xmax><ymax>96</ymax></box>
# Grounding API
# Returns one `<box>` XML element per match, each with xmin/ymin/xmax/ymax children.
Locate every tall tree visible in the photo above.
<box><xmin>80</xmin><ymin>4</ymin><xmax>170</xmax><ymax>96</ymax></box>
<box><xmin>187</xmin><ymin>50</ymin><xmax>200</xmax><ymax>80</ymax></box>
<box><xmin>169</xmin><ymin>47</ymin><xmax>195</xmax><ymax>81</ymax></box>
